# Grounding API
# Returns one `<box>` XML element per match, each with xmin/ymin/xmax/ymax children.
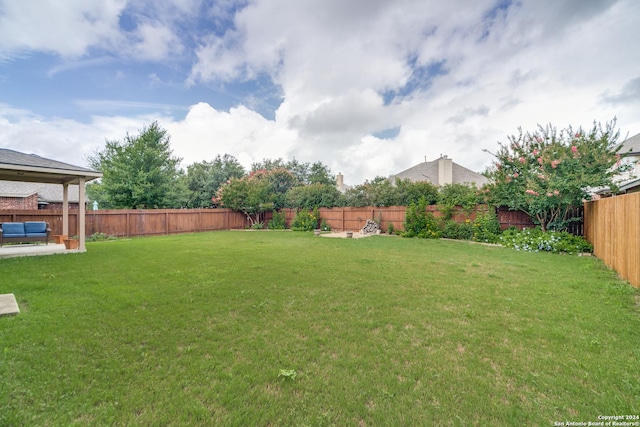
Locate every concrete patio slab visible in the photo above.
<box><xmin>0</xmin><ymin>293</ymin><xmax>20</xmax><ymax>316</ymax></box>
<box><xmin>0</xmin><ymin>243</ymin><xmax>79</xmax><ymax>259</ymax></box>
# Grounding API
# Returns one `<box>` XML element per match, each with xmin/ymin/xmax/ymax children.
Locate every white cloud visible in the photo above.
<box><xmin>46</xmin><ymin>57</ymin><xmax>116</xmax><ymax>78</ymax></box>
<box><xmin>0</xmin><ymin>0</ymin><xmax>126</xmax><ymax>59</ymax></box>
<box><xmin>129</xmin><ymin>21</ymin><xmax>183</xmax><ymax>61</ymax></box>
<box><xmin>0</xmin><ymin>0</ymin><xmax>188</xmax><ymax>63</ymax></box>
<box><xmin>288</xmin><ymin>89</ymin><xmax>395</xmax><ymax>137</ymax></box>
<box><xmin>189</xmin><ymin>37</ymin><xmax>246</xmax><ymax>83</ymax></box>
<box><xmin>165</xmin><ymin>102</ymin><xmax>299</xmax><ymax>168</ymax></box>
<box><xmin>0</xmin><ymin>104</ymin><xmax>148</xmax><ymax>168</ymax></box>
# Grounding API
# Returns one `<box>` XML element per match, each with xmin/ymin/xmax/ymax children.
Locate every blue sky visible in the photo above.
<box><xmin>1</xmin><ymin>0</ymin><xmax>639</xmax><ymax>184</ymax></box>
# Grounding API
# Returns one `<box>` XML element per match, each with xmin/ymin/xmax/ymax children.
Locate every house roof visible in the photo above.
<box><xmin>618</xmin><ymin>133</ymin><xmax>640</xmax><ymax>155</ymax></box>
<box><xmin>620</xmin><ymin>177</ymin><xmax>640</xmax><ymax>192</ymax></box>
<box><xmin>390</xmin><ymin>157</ymin><xmax>490</xmax><ymax>187</ymax></box>
<box><xmin>0</xmin><ymin>148</ymin><xmax>101</xmax><ymax>184</ymax></box>
<box><xmin>0</xmin><ymin>180</ymin><xmax>85</xmax><ymax>203</ymax></box>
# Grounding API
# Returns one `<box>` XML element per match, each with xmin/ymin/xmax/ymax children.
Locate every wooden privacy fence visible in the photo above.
<box><xmin>274</xmin><ymin>205</ymin><xmax>534</xmax><ymax>232</ymax></box>
<box><xmin>496</xmin><ymin>209</ymin><xmax>535</xmax><ymax>231</ymax></box>
<box><xmin>584</xmin><ymin>192</ymin><xmax>640</xmax><ymax>288</ymax></box>
<box><xmin>0</xmin><ymin>209</ymin><xmax>250</xmax><ymax>238</ymax></box>
<box><xmin>2</xmin><ymin>205</ymin><xmax>539</xmax><ymax>238</ymax></box>
<box><xmin>85</xmin><ymin>209</ymin><xmax>249</xmax><ymax>237</ymax></box>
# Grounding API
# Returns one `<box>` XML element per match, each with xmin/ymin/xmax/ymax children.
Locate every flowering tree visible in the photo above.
<box><xmin>485</xmin><ymin>120</ymin><xmax>631</xmax><ymax>231</ymax></box>
<box><xmin>213</xmin><ymin>168</ymin><xmax>298</xmax><ymax>226</ymax></box>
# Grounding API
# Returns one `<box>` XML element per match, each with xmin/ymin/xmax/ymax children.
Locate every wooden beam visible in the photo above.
<box><xmin>78</xmin><ymin>178</ymin><xmax>86</xmax><ymax>251</ymax></box>
<box><xmin>62</xmin><ymin>184</ymin><xmax>69</xmax><ymax>236</ymax></box>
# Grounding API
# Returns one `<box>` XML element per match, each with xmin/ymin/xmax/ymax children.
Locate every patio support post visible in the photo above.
<box><xmin>62</xmin><ymin>183</ymin><xmax>69</xmax><ymax>236</ymax></box>
<box><xmin>78</xmin><ymin>178</ymin><xmax>86</xmax><ymax>251</ymax></box>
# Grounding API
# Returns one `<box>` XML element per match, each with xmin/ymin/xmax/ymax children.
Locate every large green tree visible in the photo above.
<box><xmin>285</xmin><ymin>183</ymin><xmax>343</xmax><ymax>209</ymax></box>
<box><xmin>251</xmin><ymin>158</ymin><xmax>335</xmax><ymax>185</ymax></box>
<box><xmin>342</xmin><ymin>177</ymin><xmax>438</xmax><ymax>207</ymax></box>
<box><xmin>265</xmin><ymin>168</ymin><xmax>300</xmax><ymax>209</ymax></box>
<box><xmin>214</xmin><ymin>168</ymin><xmax>298</xmax><ymax>225</ymax></box>
<box><xmin>437</xmin><ymin>183</ymin><xmax>482</xmax><ymax>211</ymax></box>
<box><xmin>88</xmin><ymin>122</ymin><xmax>182</xmax><ymax>209</ymax></box>
<box><xmin>308</xmin><ymin>162</ymin><xmax>336</xmax><ymax>186</ymax></box>
<box><xmin>185</xmin><ymin>154</ymin><xmax>245</xmax><ymax>208</ymax></box>
<box><xmin>394</xmin><ymin>179</ymin><xmax>439</xmax><ymax>206</ymax></box>
<box><xmin>485</xmin><ymin>120</ymin><xmax>631</xmax><ymax>231</ymax></box>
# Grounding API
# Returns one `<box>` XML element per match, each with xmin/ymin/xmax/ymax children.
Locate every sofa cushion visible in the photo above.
<box><xmin>24</xmin><ymin>221</ymin><xmax>48</xmax><ymax>235</ymax></box>
<box><xmin>1</xmin><ymin>222</ymin><xmax>26</xmax><ymax>237</ymax></box>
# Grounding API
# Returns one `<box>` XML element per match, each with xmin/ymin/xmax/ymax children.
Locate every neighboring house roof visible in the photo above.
<box><xmin>0</xmin><ymin>180</ymin><xmax>85</xmax><ymax>203</ymax></box>
<box><xmin>617</xmin><ymin>133</ymin><xmax>640</xmax><ymax>186</ymax></box>
<box><xmin>593</xmin><ymin>133</ymin><xmax>640</xmax><ymax>196</ymax></box>
<box><xmin>390</xmin><ymin>156</ymin><xmax>490</xmax><ymax>187</ymax></box>
<box><xmin>620</xmin><ymin>177</ymin><xmax>640</xmax><ymax>193</ymax></box>
<box><xmin>618</xmin><ymin>132</ymin><xmax>640</xmax><ymax>155</ymax></box>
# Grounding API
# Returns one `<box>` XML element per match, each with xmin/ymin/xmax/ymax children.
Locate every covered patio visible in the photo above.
<box><xmin>0</xmin><ymin>148</ymin><xmax>102</xmax><ymax>254</ymax></box>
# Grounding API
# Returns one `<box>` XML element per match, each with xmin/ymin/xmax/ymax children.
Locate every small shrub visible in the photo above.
<box><xmin>472</xmin><ymin>210</ymin><xmax>501</xmax><ymax>243</ymax></box>
<box><xmin>251</xmin><ymin>222</ymin><xmax>265</xmax><ymax>229</ymax></box>
<box><xmin>269</xmin><ymin>210</ymin><xmax>286</xmax><ymax>229</ymax></box>
<box><xmin>402</xmin><ymin>198</ymin><xmax>428</xmax><ymax>237</ymax></box>
<box><xmin>387</xmin><ymin>223</ymin><xmax>395</xmax><ymax>235</ymax></box>
<box><xmin>441</xmin><ymin>220</ymin><xmax>460</xmax><ymax>239</ymax></box>
<box><xmin>458</xmin><ymin>220</ymin><xmax>474</xmax><ymax>240</ymax></box>
<box><xmin>419</xmin><ymin>213</ymin><xmax>442</xmax><ymax>239</ymax></box>
<box><xmin>413</xmin><ymin>212</ymin><xmax>442</xmax><ymax>239</ymax></box>
<box><xmin>86</xmin><ymin>232</ymin><xmax>117</xmax><ymax>242</ymax></box>
<box><xmin>403</xmin><ymin>198</ymin><xmax>442</xmax><ymax>238</ymax></box>
<box><xmin>320</xmin><ymin>219</ymin><xmax>331</xmax><ymax>231</ymax></box>
<box><xmin>441</xmin><ymin>219</ymin><xmax>475</xmax><ymax>240</ymax></box>
<box><xmin>440</xmin><ymin>204</ymin><xmax>456</xmax><ymax>221</ymax></box>
<box><xmin>291</xmin><ymin>208</ymin><xmax>319</xmax><ymax>231</ymax></box>
<box><xmin>500</xmin><ymin>227</ymin><xmax>593</xmax><ymax>254</ymax></box>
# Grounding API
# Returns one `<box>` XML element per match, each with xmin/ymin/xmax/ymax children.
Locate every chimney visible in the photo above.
<box><xmin>336</xmin><ymin>172</ymin><xmax>344</xmax><ymax>192</ymax></box>
<box><xmin>438</xmin><ymin>155</ymin><xmax>453</xmax><ymax>186</ymax></box>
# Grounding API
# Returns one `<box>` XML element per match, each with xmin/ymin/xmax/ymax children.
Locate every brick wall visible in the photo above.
<box><xmin>0</xmin><ymin>194</ymin><xmax>38</xmax><ymax>210</ymax></box>
<box><xmin>0</xmin><ymin>196</ymin><xmax>81</xmax><ymax>210</ymax></box>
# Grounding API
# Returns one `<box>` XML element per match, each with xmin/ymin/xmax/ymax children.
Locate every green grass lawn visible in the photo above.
<box><xmin>1</xmin><ymin>231</ymin><xmax>638</xmax><ymax>426</ymax></box>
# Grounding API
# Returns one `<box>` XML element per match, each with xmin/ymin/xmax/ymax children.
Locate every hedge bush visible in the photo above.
<box><xmin>500</xmin><ymin>227</ymin><xmax>592</xmax><ymax>254</ymax></box>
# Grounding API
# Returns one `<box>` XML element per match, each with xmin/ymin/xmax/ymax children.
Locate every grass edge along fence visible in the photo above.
<box><xmin>584</xmin><ymin>191</ymin><xmax>640</xmax><ymax>288</ymax></box>
<box><xmin>1</xmin><ymin>205</ymin><xmax>536</xmax><ymax>238</ymax></box>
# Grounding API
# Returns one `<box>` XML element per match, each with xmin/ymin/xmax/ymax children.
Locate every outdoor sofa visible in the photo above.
<box><xmin>0</xmin><ymin>222</ymin><xmax>51</xmax><ymax>247</ymax></box>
